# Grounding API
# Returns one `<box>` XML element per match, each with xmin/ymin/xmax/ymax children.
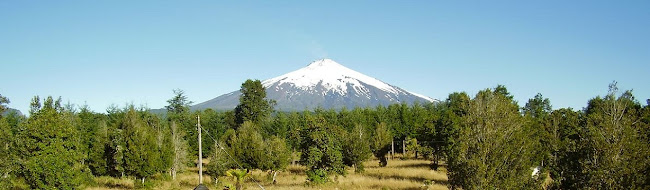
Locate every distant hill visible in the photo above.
<box><xmin>2</xmin><ymin>108</ymin><xmax>23</xmax><ymax>117</ymax></box>
<box><xmin>192</xmin><ymin>59</ymin><xmax>436</xmax><ymax>111</ymax></box>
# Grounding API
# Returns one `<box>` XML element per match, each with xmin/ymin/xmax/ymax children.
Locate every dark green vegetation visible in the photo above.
<box><xmin>0</xmin><ymin>81</ymin><xmax>648</xmax><ymax>189</ymax></box>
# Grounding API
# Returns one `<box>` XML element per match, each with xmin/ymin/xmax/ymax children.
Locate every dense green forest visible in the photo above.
<box><xmin>0</xmin><ymin>80</ymin><xmax>648</xmax><ymax>189</ymax></box>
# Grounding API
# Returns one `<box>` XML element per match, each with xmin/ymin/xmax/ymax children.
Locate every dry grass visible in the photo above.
<box><xmin>86</xmin><ymin>176</ymin><xmax>134</xmax><ymax>190</ymax></box>
<box><xmin>86</xmin><ymin>158</ymin><xmax>449</xmax><ymax>190</ymax></box>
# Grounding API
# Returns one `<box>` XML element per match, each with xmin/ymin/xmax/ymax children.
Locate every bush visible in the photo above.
<box><xmin>305</xmin><ymin>169</ymin><xmax>328</xmax><ymax>185</ymax></box>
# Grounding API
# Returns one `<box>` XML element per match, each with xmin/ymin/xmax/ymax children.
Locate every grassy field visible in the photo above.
<box><xmin>85</xmin><ymin>158</ymin><xmax>448</xmax><ymax>190</ymax></box>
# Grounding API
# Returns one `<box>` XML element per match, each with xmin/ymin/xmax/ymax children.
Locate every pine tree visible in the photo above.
<box><xmin>234</xmin><ymin>79</ymin><xmax>275</xmax><ymax>127</ymax></box>
<box><xmin>548</xmin><ymin>108</ymin><xmax>587</xmax><ymax>189</ymax></box>
<box><xmin>121</xmin><ymin>107</ymin><xmax>159</xmax><ymax>184</ymax></box>
<box><xmin>165</xmin><ymin>89</ymin><xmax>195</xmax><ymax>159</ymax></box>
<box><xmin>522</xmin><ymin>93</ymin><xmax>553</xmax><ymax>168</ymax></box>
<box><xmin>88</xmin><ymin>121</ymin><xmax>110</xmax><ymax>176</ymax></box>
<box><xmin>16</xmin><ymin>96</ymin><xmax>85</xmax><ymax>189</ymax></box>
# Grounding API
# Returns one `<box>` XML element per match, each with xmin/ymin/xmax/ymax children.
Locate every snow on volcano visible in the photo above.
<box><xmin>193</xmin><ymin>59</ymin><xmax>435</xmax><ymax>111</ymax></box>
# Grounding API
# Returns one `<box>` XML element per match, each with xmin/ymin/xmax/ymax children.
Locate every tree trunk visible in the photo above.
<box><xmin>292</xmin><ymin>148</ymin><xmax>296</xmax><ymax>165</ymax></box>
<box><xmin>403</xmin><ymin>139</ymin><xmax>406</xmax><ymax>158</ymax></box>
<box><xmin>272</xmin><ymin>171</ymin><xmax>278</xmax><ymax>184</ymax></box>
<box><xmin>141</xmin><ymin>177</ymin><xmax>145</xmax><ymax>184</ymax></box>
<box><xmin>391</xmin><ymin>140</ymin><xmax>394</xmax><ymax>160</ymax></box>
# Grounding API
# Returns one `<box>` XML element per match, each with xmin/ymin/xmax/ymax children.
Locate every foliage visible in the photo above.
<box><xmin>522</xmin><ymin>93</ymin><xmax>553</xmax><ymax>169</ymax></box>
<box><xmin>228</xmin><ymin>121</ymin><xmax>267</xmax><ymax>170</ymax></box>
<box><xmin>165</xmin><ymin>89</ymin><xmax>193</xmax><ymax>118</ymax></box>
<box><xmin>547</xmin><ymin>108</ymin><xmax>587</xmax><ymax>189</ymax></box>
<box><xmin>3</xmin><ymin>81</ymin><xmax>649</xmax><ymax>189</ymax></box>
<box><xmin>15</xmin><ymin>96</ymin><xmax>86</xmax><ymax>189</ymax></box>
<box><xmin>0</xmin><ymin>109</ymin><xmax>13</xmax><ymax>187</ymax></box>
<box><xmin>164</xmin><ymin>89</ymin><xmax>201</xmax><ymax>163</ymax></box>
<box><xmin>579</xmin><ymin>82</ymin><xmax>649</xmax><ymax>189</ymax></box>
<box><xmin>299</xmin><ymin>115</ymin><xmax>346</xmax><ymax>182</ymax></box>
<box><xmin>305</xmin><ymin>169</ymin><xmax>329</xmax><ymax>185</ymax></box>
<box><xmin>263</xmin><ymin>136</ymin><xmax>291</xmax><ymax>183</ymax></box>
<box><xmin>226</xmin><ymin>169</ymin><xmax>249</xmax><ymax>190</ymax></box>
<box><xmin>121</xmin><ymin>107</ymin><xmax>161</xmax><ymax>184</ymax></box>
<box><xmin>371</xmin><ymin>122</ymin><xmax>392</xmax><ymax>167</ymax></box>
<box><xmin>404</xmin><ymin>137</ymin><xmax>419</xmax><ymax>158</ymax></box>
<box><xmin>0</xmin><ymin>93</ymin><xmax>9</xmax><ymax>113</ymax></box>
<box><xmin>446</xmin><ymin>86</ymin><xmax>538</xmax><ymax>189</ymax></box>
<box><xmin>342</xmin><ymin>124</ymin><xmax>372</xmax><ymax>172</ymax></box>
<box><xmin>207</xmin><ymin>121</ymin><xmax>291</xmax><ymax>184</ymax></box>
<box><xmin>166</xmin><ymin>121</ymin><xmax>187</xmax><ymax>180</ymax></box>
<box><xmin>234</xmin><ymin>79</ymin><xmax>275</xmax><ymax>127</ymax></box>
<box><xmin>205</xmin><ymin>140</ymin><xmax>236</xmax><ymax>181</ymax></box>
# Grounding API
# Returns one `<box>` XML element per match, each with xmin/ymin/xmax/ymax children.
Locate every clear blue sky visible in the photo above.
<box><xmin>1</xmin><ymin>1</ymin><xmax>649</xmax><ymax>114</ymax></box>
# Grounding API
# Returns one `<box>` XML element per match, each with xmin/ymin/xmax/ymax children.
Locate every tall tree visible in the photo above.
<box><xmin>76</xmin><ymin>106</ymin><xmax>103</xmax><ymax>168</ymax></box>
<box><xmin>165</xmin><ymin>89</ymin><xmax>195</xmax><ymax>163</ymax></box>
<box><xmin>0</xmin><ymin>94</ymin><xmax>9</xmax><ymax>113</ymax></box>
<box><xmin>227</xmin><ymin>121</ymin><xmax>267</xmax><ymax>170</ymax></box>
<box><xmin>234</xmin><ymin>79</ymin><xmax>274</xmax><ymax>127</ymax></box>
<box><xmin>169</xmin><ymin>121</ymin><xmax>188</xmax><ymax>179</ymax></box>
<box><xmin>581</xmin><ymin>82</ymin><xmax>648</xmax><ymax>189</ymax></box>
<box><xmin>121</xmin><ymin>107</ymin><xmax>160</xmax><ymax>184</ymax></box>
<box><xmin>165</xmin><ymin>89</ymin><xmax>193</xmax><ymax>116</ymax></box>
<box><xmin>15</xmin><ymin>96</ymin><xmax>85</xmax><ymax>189</ymax></box>
<box><xmin>88</xmin><ymin>120</ymin><xmax>111</xmax><ymax>176</ymax></box>
<box><xmin>522</xmin><ymin>93</ymin><xmax>553</xmax><ymax>168</ymax></box>
<box><xmin>523</xmin><ymin>93</ymin><xmax>552</xmax><ymax>118</ymax></box>
<box><xmin>262</xmin><ymin>136</ymin><xmax>291</xmax><ymax>184</ymax></box>
<box><xmin>371</xmin><ymin>122</ymin><xmax>393</xmax><ymax>167</ymax></box>
<box><xmin>548</xmin><ymin>108</ymin><xmax>587</xmax><ymax>189</ymax></box>
<box><xmin>0</xmin><ymin>94</ymin><xmax>13</xmax><ymax>186</ymax></box>
<box><xmin>447</xmin><ymin>87</ymin><xmax>538</xmax><ymax>189</ymax></box>
<box><xmin>342</xmin><ymin>124</ymin><xmax>372</xmax><ymax>172</ymax></box>
<box><xmin>299</xmin><ymin>115</ymin><xmax>345</xmax><ymax>183</ymax></box>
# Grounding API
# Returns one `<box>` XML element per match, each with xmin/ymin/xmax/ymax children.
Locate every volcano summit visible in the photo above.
<box><xmin>193</xmin><ymin>59</ymin><xmax>434</xmax><ymax>111</ymax></box>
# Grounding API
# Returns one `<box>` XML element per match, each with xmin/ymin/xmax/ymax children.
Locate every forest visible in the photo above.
<box><xmin>0</xmin><ymin>80</ymin><xmax>648</xmax><ymax>189</ymax></box>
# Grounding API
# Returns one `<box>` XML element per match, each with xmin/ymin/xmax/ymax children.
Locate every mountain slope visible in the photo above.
<box><xmin>193</xmin><ymin>59</ymin><xmax>434</xmax><ymax>111</ymax></box>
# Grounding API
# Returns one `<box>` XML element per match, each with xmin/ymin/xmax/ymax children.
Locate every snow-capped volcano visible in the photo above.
<box><xmin>193</xmin><ymin>59</ymin><xmax>435</xmax><ymax>111</ymax></box>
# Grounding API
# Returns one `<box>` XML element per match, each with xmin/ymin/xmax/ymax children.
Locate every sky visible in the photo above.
<box><xmin>1</xmin><ymin>1</ymin><xmax>649</xmax><ymax>114</ymax></box>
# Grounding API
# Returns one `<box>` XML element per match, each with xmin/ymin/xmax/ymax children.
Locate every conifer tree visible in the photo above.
<box><xmin>234</xmin><ymin>79</ymin><xmax>274</xmax><ymax>127</ymax></box>
<box><xmin>16</xmin><ymin>96</ymin><xmax>85</xmax><ymax>189</ymax></box>
<box><xmin>121</xmin><ymin>107</ymin><xmax>159</xmax><ymax>184</ymax></box>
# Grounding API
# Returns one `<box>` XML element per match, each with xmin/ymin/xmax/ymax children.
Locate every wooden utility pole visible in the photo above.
<box><xmin>197</xmin><ymin>115</ymin><xmax>203</xmax><ymax>185</ymax></box>
<box><xmin>391</xmin><ymin>140</ymin><xmax>394</xmax><ymax>160</ymax></box>
<box><xmin>194</xmin><ymin>115</ymin><xmax>209</xmax><ymax>190</ymax></box>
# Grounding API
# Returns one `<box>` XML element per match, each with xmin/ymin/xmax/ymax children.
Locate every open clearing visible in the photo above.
<box><xmin>86</xmin><ymin>158</ymin><xmax>448</xmax><ymax>190</ymax></box>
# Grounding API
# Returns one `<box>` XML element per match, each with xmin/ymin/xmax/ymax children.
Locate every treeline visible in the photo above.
<box><xmin>0</xmin><ymin>80</ymin><xmax>648</xmax><ymax>189</ymax></box>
